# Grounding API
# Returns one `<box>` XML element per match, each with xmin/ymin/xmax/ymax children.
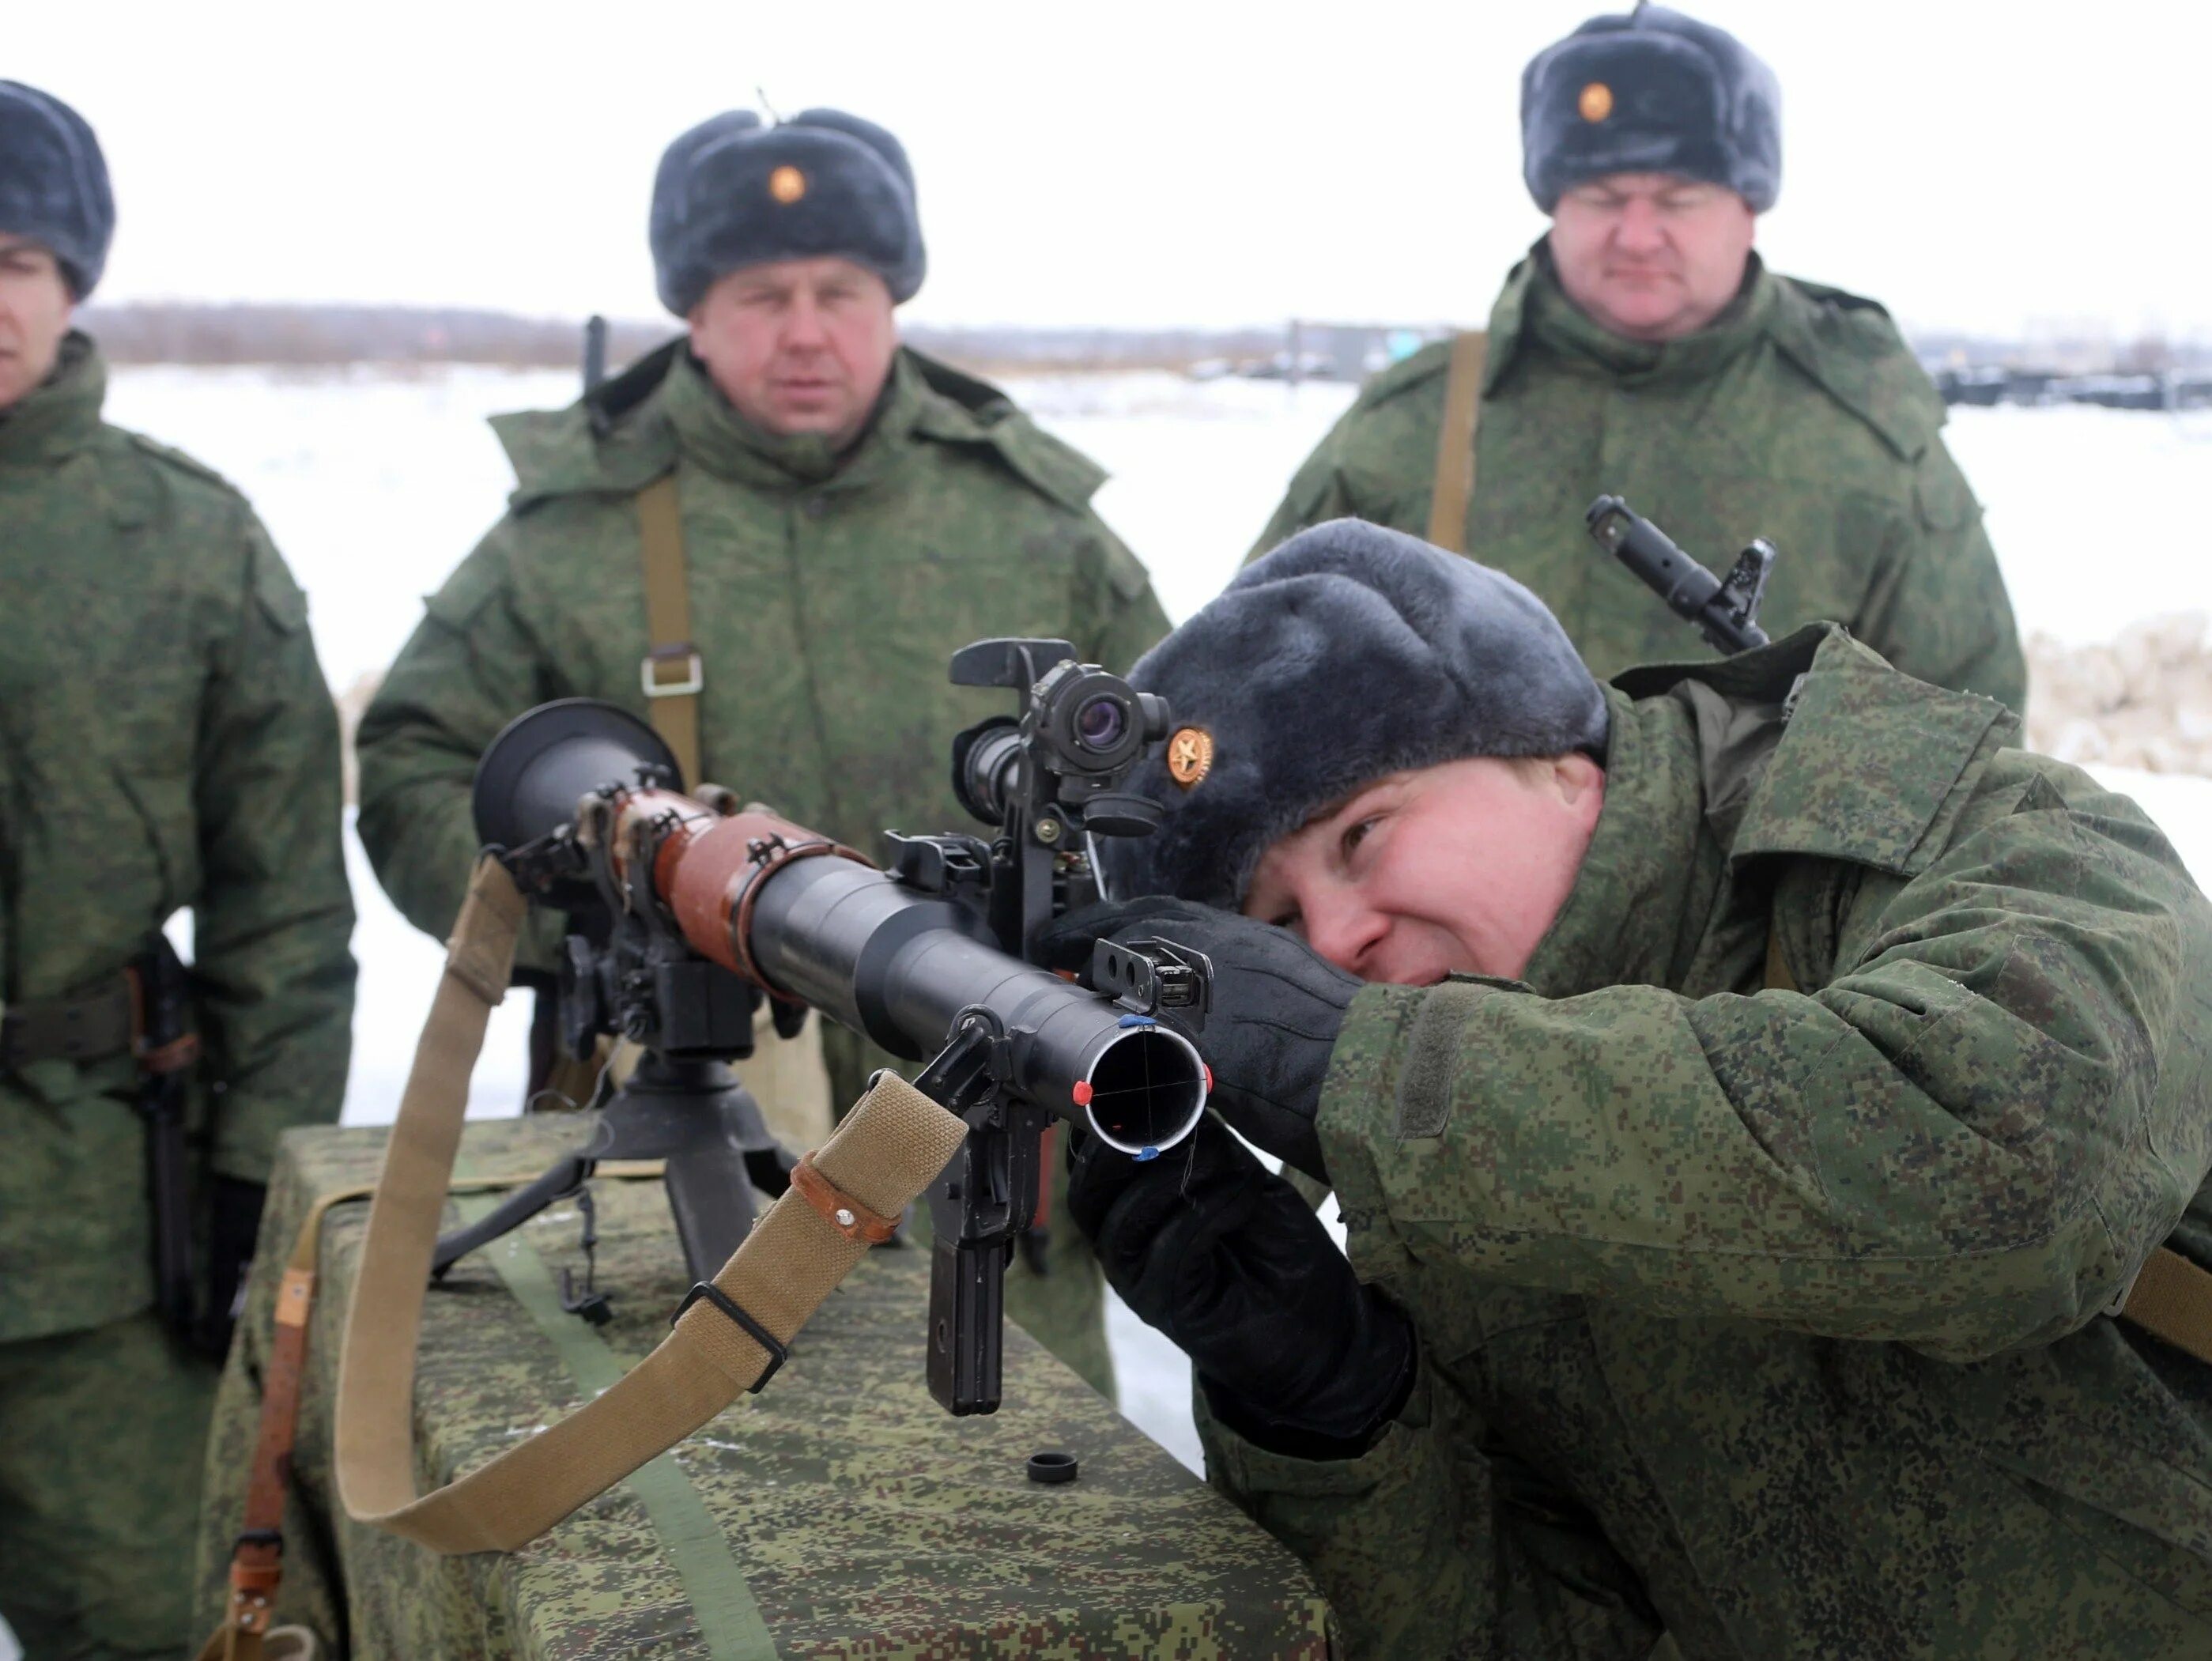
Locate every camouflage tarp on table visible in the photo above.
<box><xmin>195</xmin><ymin>1117</ymin><xmax>1331</xmax><ymax>1659</ymax></box>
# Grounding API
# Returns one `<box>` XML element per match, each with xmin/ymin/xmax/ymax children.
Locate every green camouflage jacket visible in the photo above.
<box><xmin>353</xmin><ymin>342</ymin><xmax>1169</xmax><ymax>1394</ymax></box>
<box><xmin>357</xmin><ymin>341</ymin><xmax>1166</xmax><ymax>952</ymax></box>
<box><xmin>1204</xmin><ymin>627</ymin><xmax>2212</xmax><ymax>1659</ymax></box>
<box><xmin>1255</xmin><ymin>251</ymin><xmax>2027</xmax><ymax>708</ymax></box>
<box><xmin>0</xmin><ymin>334</ymin><xmax>356</xmax><ymax>1342</ymax></box>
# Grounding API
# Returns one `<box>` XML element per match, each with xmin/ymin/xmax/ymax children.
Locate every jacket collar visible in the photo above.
<box><xmin>1522</xmin><ymin>624</ymin><xmax>2018</xmax><ymax>998</ymax></box>
<box><xmin>0</xmin><ymin>331</ymin><xmax>104</xmax><ymax>467</ymax></box>
<box><xmin>1617</xmin><ymin>625</ymin><xmax>2018</xmax><ymax>880</ymax></box>
<box><xmin>1517</xmin><ymin>682</ymin><xmax>1722</xmax><ymax>1000</ymax></box>
<box><xmin>658</xmin><ymin>344</ymin><xmax>924</xmax><ymax>491</ymax></box>
<box><xmin>1487</xmin><ymin>242</ymin><xmax>1776</xmax><ymax>393</ymax></box>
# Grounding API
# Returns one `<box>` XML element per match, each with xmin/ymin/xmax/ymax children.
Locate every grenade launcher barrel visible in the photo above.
<box><xmin>604</xmin><ymin>791</ymin><xmax>1207</xmax><ymax>1157</ymax></box>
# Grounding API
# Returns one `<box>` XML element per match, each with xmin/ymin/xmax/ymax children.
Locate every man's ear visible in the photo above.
<box><xmin>1550</xmin><ymin>752</ymin><xmax>1606</xmax><ymax>811</ymax></box>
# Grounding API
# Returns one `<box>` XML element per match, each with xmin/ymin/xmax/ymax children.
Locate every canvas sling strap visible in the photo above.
<box><xmin>196</xmin><ymin>1159</ymin><xmax>667</xmax><ymax>1661</ymax></box>
<box><xmin>1424</xmin><ymin>330</ymin><xmax>1489</xmax><ymax>555</ymax></box>
<box><xmin>638</xmin><ymin>472</ymin><xmax>704</xmax><ymax>789</ymax></box>
<box><xmin>320</xmin><ymin>855</ymin><xmax>966</xmax><ymax>1561</ymax></box>
<box><xmin>1764</xmin><ymin>922</ymin><xmax>2212</xmax><ymax>1365</ymax></box>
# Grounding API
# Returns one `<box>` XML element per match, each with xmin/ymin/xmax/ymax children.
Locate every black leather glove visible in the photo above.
<box><xmin>1039</xmin><ymin>897</ymin><xmax>1357</xmax><ymax>1182</ymax></box>
<box><xmin>1069</xmin><ymin>1116</ymin><xmax>1415</xmax><ymax>1459</ymax></box>
<box><xmin>195</xmin><ymin>1176</ymin><xmax>266</xmax><ymax>1359</ymax></box>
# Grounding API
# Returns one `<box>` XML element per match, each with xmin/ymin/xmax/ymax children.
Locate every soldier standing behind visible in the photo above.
<box><xmin>1256</xmin><ymin>4</ymin><xmax>2026</xmax><ymax>708</ymax></box>
<box><xmin>0</xmin><ymin>83</ymin><xmax>357</xmax><ymax>1659</ymax></box>
<box><xmin>355</xmin><ymin>108</ymin><xmax>1168</xmax><ymax>1399</ymax></box>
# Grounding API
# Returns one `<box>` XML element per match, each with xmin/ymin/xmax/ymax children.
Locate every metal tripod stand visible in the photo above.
<box><xmin>430</xmin><ymin>1049</ymin><xmax>792</xmax><ymax>1289</ymax></box>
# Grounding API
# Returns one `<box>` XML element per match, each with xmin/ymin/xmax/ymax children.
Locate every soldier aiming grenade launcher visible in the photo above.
<box><xmin>455</xmin><ymin>638</ymin><xmax>1213</xmax><ymax>1416</ymax></box>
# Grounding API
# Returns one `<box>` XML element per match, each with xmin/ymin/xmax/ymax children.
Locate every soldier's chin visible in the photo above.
<box><xmin>766</xmin><ymin>395</ymin><xmax>851</xmax><ymax>434</ymax></box>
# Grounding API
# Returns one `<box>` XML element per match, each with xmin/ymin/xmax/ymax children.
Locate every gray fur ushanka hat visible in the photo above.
<box><xmin>1099</xmin><ymin>521</ymin><xmax>1609</xmax><ymax>909</ymax></box>
<box><xmin>1521</xmin><ymin>5</ymin><xmax>1781</xmax><ymax>213</ymax></box>
<box><xmin>650</xmin><ymin>108</ymin><xmax>924</xmax><ymax>315</ymax></box>
<box><xmin>0</xmin><ymin>81</ymin><xmax>113</xmax><ymax>298</ymax></box>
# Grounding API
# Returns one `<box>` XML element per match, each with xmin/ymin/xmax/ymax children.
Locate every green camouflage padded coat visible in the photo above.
<box><xmin>1204</xmin><ymin>627</ymin><xmax>2212</xmax><ymax>1659</ymax></box>
<box><xmin>0</xmin><ymin>334</ymin><xmax>356</xmax><ymax>1341</ymax></box>
<box><xmin>353</xmin><ymin>342</ymin><xmax>1169</xmax><ymax>1393</ymax></box>
<box><xmin>1255</xmin><ymin>251</ymin><xmax>2027</xmax><ymax>709</ymax></box>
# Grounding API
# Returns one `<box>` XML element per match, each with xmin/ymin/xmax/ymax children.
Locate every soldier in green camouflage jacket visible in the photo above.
<box><xmin>0</xmin><ymin>82</ymin><xmax>355</xmax><ymax>1660</ymax></box>
<box><xmin>355</xmin><ymin>108</ymin><xmax>1166</xmax><ymax>1398</ymax></box>
<box><xmin>1256</xmin><ymin>6</ymin><xmax>2025</xmax><ymax>709</ymax></box>
<box><xmin>1049</xmin><ymin>522</ymin><xmax>2212</xmax><ymax>1659</ymax></box>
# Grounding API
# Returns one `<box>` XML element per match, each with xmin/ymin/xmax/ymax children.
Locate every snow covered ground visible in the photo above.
<box><xmin>89</xmin><ymin>364</ymin><xmax>2212</xmax><ymax>1478</ymax></box>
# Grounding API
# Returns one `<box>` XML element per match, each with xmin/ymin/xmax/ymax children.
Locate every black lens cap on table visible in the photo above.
<box><xmin>1026</xmin><ymin>1450</ymin><xmax>1078</xmax><ymax>1485</ymax></box>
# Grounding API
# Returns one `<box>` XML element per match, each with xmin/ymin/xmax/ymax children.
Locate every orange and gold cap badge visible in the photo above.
<box><xmin>1578</xmin><ymin>81</ymin><xmax>1614</xmax><ymax>122</ymax></box>
<box><xmin>1166</xmin><ymin>727</ymin><xmax>1214</xmax><ymax>790</ymax></box>
<box><xmin>768</xmin><ymin>164</ymin><xmax>808</xmax><ymax>204</ymax></box>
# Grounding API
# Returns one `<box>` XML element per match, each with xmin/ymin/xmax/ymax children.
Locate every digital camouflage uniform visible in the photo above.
<box><xmin>1255</xmin><ymin>251</ymin><xmax>2028</xmax><ymax>708</ymax></box>
<box><xmin>0</xmin><ymin>334</ymin><xmax>356</xmax><ymax>1658</ymax></box>
<box><xmin>355</xmin><ymin>341</ymin><xmax>1169</xmax><ymax>1397</ymax></box>
<box><xmin>1202</xmin><ymin>625</ymin><xmax>2212</xmax><ymax>1659</ymax></box>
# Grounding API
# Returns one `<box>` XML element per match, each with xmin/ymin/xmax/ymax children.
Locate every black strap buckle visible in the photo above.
<box><xmin>232</xmin><ymin>1527</ymin><xmax>284</xmax><ymax>1557</ymax></box>
<box><xmin>671</xmin><ymin>1282</ymin><xmax>788</xmax><ymax>1393</ymax></box>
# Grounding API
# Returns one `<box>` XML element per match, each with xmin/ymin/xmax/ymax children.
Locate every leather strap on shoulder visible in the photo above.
<box><xmin>637</xmin><ymin>473</ymin><xmax>703</xmax><ymax>789</ymax></box>
<box><xmin>1425</xmin><ymin>330</ymin><xmax>1488</xmax><ymax>555</ymax></box>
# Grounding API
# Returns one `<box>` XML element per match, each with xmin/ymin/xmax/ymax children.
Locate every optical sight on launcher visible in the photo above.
<box><xmin>440</xmin><ymin>640</ymin><xmax>1212</xmax><ymax>1416</ymax></box>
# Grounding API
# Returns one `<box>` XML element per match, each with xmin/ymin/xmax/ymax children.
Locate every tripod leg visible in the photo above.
<box><xmin>662</xmin><ymin>1146</ymin><xmax>760</xmax><ymax>1284</ymax></box>
<box><xmin>430</xmin><ymin>1155</ymin><xmax>591</xmax><ymax>1279</ymax></box>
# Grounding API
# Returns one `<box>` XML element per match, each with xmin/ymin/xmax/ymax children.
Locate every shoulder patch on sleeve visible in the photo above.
<box><xmin>1767</xmin><ymin>276</ymin><xmax>1944</xmax><ymax>464</ymax></box>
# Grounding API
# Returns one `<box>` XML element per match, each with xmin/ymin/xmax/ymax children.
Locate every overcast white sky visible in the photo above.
<box><xmin>13</xmin><ymin>1</ymin><xmax>2210</xmax><ymax>339</ymax></box>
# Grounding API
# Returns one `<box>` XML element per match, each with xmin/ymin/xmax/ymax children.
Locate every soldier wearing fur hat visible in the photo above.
<box><xmin>1045</xmin><ymin>519</ymin><xmax>2212</xmax><ymax>1659</ymax></box>
<box><xmin>356</xmin><ymin>108</ymin><xmax>1168</xmax><ymax>1401</ymax></box>
<box><xmin>0</xmin><ymin>81</ymin><xmax>356</xmax><ymax>1659</ymax></box>
<box><xmin>1255</xmin><ymin>5</ymin><xmax>2027</xmax><ymax>713</ymax></box>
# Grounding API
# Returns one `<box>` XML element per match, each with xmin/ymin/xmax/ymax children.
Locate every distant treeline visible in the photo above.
<box><xmin>75</xmin><ymin>301</ymin><xmax>1286</xmax><ymax>376</ymax></box>
<box><xmin>74</xmin><ymin>301</ymin><xmax>2210</xmax><ymax>384</ymax></box>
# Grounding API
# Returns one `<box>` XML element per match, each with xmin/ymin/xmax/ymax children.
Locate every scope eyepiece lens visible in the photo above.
<box><xmin>1073</xmin><ymin>693</ymin><xmax>1130</xmax><ymax>753</ymax></box>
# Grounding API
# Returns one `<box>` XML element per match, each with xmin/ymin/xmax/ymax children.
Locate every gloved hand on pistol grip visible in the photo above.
<box><xmin>1067</xmin><ymin>1115</ymin><xmax>1414</xmax><ymax>1459</ymax></box>
<box><xmin>1037</xmin><ymin>897</ymin><xmax>1357</xmax><ymax>1184</ymax></box>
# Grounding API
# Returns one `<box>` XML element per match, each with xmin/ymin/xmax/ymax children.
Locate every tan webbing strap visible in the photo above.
<box><xmin>1425</xmin><ymin>330</ymin><xmax>1489</xmax><ymax>555</ymax></box>
<box><xmin>197</xmin><ymin>1164</ymin><xmax>668</xmax><ymax>1660</ymax></box>
<box><xmin>2121</xmin><ymin>1244</ymin><xmax>2212</xmax><ymax>1364</ymax></box>
<box><xmin>638</xmin><ymin>473</ymin><xmax>703</xmax><ymax>788</ymax></box>
<box><xmin>333</xmin><ymin>855</ymin><xmax>968</xmax><ymax>1554</ymax></box>
<box><xmin>1761</xmin><ymin>921</ymin><xmax>2212</xmax><ymax>1365</ymax></box>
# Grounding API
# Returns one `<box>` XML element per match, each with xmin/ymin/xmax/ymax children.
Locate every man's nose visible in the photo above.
<box><xmin>1612</xmin><ymin>197</ymin><xmax>1667</xmax><ymax>254</ymax></box>
<box><xmin>1300</xmin><ymin>888</ymin><xmax>1388</xmax><ymax>978</ymax></box>
<box><xmin>780</xmin><ymin>292</ymin><xmax>829</xmax><ymax>349</ymax></box>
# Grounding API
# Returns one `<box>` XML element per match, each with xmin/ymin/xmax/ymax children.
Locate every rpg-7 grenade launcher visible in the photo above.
<box><xmin>464</xmin><ymin>639</ymin><xmax>1214</xmax><ymax>1416</ymax></box>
